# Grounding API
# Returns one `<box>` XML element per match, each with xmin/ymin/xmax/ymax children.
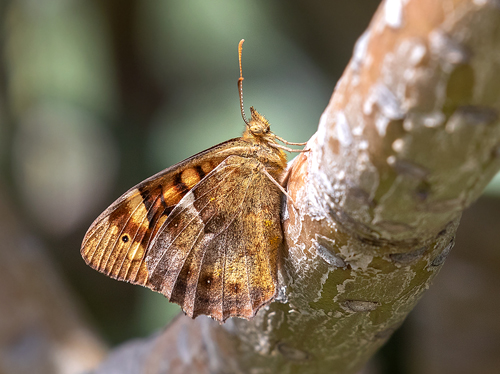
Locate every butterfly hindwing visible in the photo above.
<box><xmin>144</xmin><ymin>155</ymin><xmax>282</xmax><ymax>322</ymax></box>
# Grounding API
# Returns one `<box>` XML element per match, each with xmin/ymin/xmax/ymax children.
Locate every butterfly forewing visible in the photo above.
<box><xmin>81</xmin><ymin>140</ymin><xmax>245</xmax><ymax>285</ymax></box>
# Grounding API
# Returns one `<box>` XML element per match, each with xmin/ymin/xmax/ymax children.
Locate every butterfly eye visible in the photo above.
<box><xmin>250</xmin><ymin>124</ymin><xmax>263</xmax><ymax>135</ymax></box>
<box><xmin>121</xmin><ymin>234</ymin><xmax>130</xmax><ymax>243</ymax></box>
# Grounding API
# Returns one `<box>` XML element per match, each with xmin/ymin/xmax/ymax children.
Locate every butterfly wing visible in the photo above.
<box><xmin>144</xmin><ymin>155</ymin><xmax>282</xmax><ymax>322</ymax></box>
<box><xmin>81</xmin><ymin>139</ymin><xmax>247</xmax><ymax>285</ymax></box>
<box><xmin>81</xmin><ymin>140</ymin><xmax>283</xmax><ymax>322</ymax></box>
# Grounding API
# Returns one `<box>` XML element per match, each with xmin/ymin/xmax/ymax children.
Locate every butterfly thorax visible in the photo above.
<box><xmin>241</xmin><ymin>106</ymin><xmax>287</xmax><ymax>177</ymax></box>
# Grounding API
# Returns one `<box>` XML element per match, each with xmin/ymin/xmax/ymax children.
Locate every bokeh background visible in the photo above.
<box><xmin>1</xmin><ymin>1</ymin><xmax>499</xmax><ymax>373</ymax></box>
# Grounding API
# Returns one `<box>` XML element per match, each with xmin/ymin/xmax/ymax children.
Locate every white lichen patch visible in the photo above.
<box><xmin>400</xmin><ymin>42</ymin><xmax>428</xmax><ymax>107</ymax></box>
<box><xmin>274</xmin><ymin>284</ymin><xmax>288</xmax><ymax>304</ymax></box>
<box><xmin>376</xmin><ymin>116</ymin><xmax>391</xmax><ymax>139</ymax></box>
<box><xmin>403</xmin><ymin>117</ymin><xmax>414</xmax><ymax>131</ymax></box>
<box><xmin>422</xmin><ymin>111</ymin><xmax>446</xmax><ymax>128</ymax></box>
<box><xmin>338</xmin><ymin>243</ymin><xmax>374</xmax><ymax>270</ymax></box>
<box><xmin>408</xmin><ymin>43</ymin><xmax>427</xmax><ymax>66</ymax></box>
<box><xmin>313</xmin><ymin>271</ymin><xmax>333</xmax><ymax>303</ymax></box>
<box><xmin>336</xmin><ymin>278</ymin><xmax>354</xmax><ymax>295</ymax></box>
<box><xmin>284</xmin><ymin>203</ymin><xmax>302</xmax><ymax>244</ymax></box>
<box><xmin>387</xmin><ymin>155</ymin><xmax>396</xmax><ymax>166</ymax></box>
<box><xmin>357</xmin><ymin>153</ymin><xmax>380</xmax><ymax>202</ymax></box>
<box><xmin>364</xmin><ymin>83</ymin><xmax>405</xmax><ymax>137</ymax></box>
<box><xmin>232</xmin><ymin>307</ymin><xmax>286</xmax><ymax>356</ymax></box>
<box><xmin>352</xmin><ymin>126</ymin><xmax>364</xmax><ymax>137</ymax></box>
<box><xmin>336</xmin><ymin>169</ymin><xmax>345</xmax><ymax>181</ymax></box>
<box><xmin>306</xmin><ymin>112</ymin><xmax>348</xmax><ymax>221</ymax></box>
<box><xmin>376</xmin><ymin>84</ymin><xmax>405</xmax><ymax>120</ymax></box>
<box><xmin>358</xmin><ymin>140</ymin><xmax>369</xmax><ymax>150</ymax></box>
<box><xmin>336</xmin><ymin>111</ymin><xmax>353</xmax><ymax>147</ymax></box>
<box><xmin>392</xmin><ymin>138</ymin><xmax>405</xmax><ymax>153</ymax></box>
<box><xmin>335</xmin><ymin>265</ymin><xmax>418</xmax><ymax>314</ymax></box>
<box><xmin>316</xmin><ymin>111</ymin><xmax>329</xmax><ymax>148</ymax></box>
<box><xmin>332</xmin><ymin>311</ymin><xmax>343</xmax><ymax>318</ymax></box>
<box><xmin>352</xmin><ymin>30</ymin><xmax>370</xmax><ymax>72</ymax></box>
<box><xmin>429</xmin><ymin>30</ymin><xmax>470</xmax><ymax>69</ymax></box>
<box><xmin>377</xmin><ymin>268</ymin><xmax>417</xmax><ymax>301</ymax></box>
<box><xmin>384</xmin><ymin>0</ymin><xmax>405</xmax><ymax>29</ymax></box>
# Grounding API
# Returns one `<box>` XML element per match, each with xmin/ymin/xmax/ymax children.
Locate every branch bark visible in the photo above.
<box><xmin>91</xmin><ymin>0</ymin><xmax>500</xmax><ymax>373</ymax></box>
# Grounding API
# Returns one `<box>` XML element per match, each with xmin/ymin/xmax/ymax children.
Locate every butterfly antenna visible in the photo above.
<box><xmin>238</xmin><ymin>39</ymin><xmax>250</xmax><ymax>127</ymax></box>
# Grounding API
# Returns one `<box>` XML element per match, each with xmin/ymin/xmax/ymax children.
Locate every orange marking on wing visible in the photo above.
<box><xmin>181</xmin><ymin>168</ymin><xmax>201</xmax><ymax>189</ymax></box>
<box><xmin>162</xmin><ymin>184</ymin><xmax>181</xmax><ymax>207</ymax></box>
<box><xmin>201</xmin><ymin>161</ymin><xmax>213</xmax><ymax>174</ymax></box>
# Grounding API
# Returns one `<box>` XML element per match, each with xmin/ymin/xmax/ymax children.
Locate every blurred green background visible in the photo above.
<box><xmin>1</xmin><ymin>1</ymin><xmax>500</xmax><ymax>373</ymax></box>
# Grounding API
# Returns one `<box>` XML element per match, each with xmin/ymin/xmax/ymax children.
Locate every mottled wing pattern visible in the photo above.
<box><xmin>81</xmin><ymin>141</ymin><xmax>282</xmax><ymax>322</ymax></box>
<box><xmin>144</xmin><ymin>155</ymin><xmax>282</xmax><ymax>322</ymax></box>
<box><xmin>80</xmin><ymin>141</ymin><xmax>237</xmax><ymax>286</ymax></box>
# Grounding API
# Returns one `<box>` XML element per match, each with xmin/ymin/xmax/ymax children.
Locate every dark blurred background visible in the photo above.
<box><xmin>1</xmin><ymin>1</ymin><xmax>499</xmax><ymax>373</ymax></box>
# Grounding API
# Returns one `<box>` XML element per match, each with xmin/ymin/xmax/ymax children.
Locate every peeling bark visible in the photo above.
<box><xmin>91</xmin><ymin>1</ymin><xmax>500</xmax><ymax>373</ymax></box>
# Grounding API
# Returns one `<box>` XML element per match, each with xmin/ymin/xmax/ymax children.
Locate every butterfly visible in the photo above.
<box><xmin>81</xmin><ymin>40</ymin><xmax>307</xmax><ymax>323</ymax></box>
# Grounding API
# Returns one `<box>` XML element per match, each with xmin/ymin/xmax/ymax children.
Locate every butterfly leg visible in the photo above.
<box><xmin>274</xmin><ymin>134</ymin><xmax>308</xmax><ymax>146</ymax></box>
<box><xmin>260</xmin><ymin>167</ymin><xmax>298</xmax><ymax>210</ymax></box>
<box><xmin>269</xmin><ymin>142</ymin><xmax>310</xmax><ymax>153</ymax></box>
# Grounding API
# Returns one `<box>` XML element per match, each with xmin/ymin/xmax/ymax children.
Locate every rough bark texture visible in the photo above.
<box><xmin>91</xmin><ymin>0</ymin><xmax>500</xmax><ymax>373</ymax></box>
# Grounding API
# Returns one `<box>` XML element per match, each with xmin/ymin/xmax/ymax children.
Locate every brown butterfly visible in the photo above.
<box><xmin>81</xmin><ymin>40</ymin><xmax>307</xmax><ymax>323</ymax></box>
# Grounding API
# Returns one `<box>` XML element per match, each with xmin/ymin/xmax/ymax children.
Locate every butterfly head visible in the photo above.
<box><xmin>247</xmin><ymin>107</ymin><xmax>271</xmax><ymax>135</ymax></box>
<box><xmin>243</xmin><ymin>106</ymin><xmax>281</xmax><ymax>147</ymax></box>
